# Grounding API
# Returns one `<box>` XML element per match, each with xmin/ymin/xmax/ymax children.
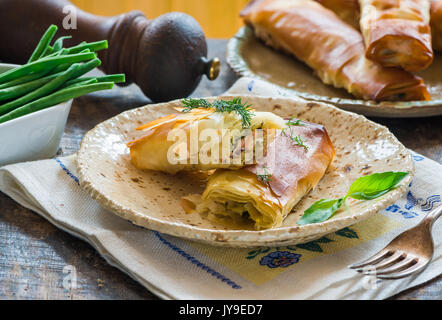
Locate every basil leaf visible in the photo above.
<box><xmin>347</xmin><ymin>171</ymin><xmax>409</xmax><ymax>200</ymax></box>
<box><xmin>297</xmin><ymin>198</ymin><xmax>345</xmax><ymax>225</ymax></box>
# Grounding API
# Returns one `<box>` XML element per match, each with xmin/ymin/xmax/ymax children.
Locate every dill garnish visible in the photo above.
<box><xmin>287</xmin><ymin>117</ymin><xmax>305</xmax><ymax>127</ymax></box>
<box><xmin>181</xmin><ymin>97</ymin><xmax>255</xmax><ymax>128</ymax></box>
<box><xmin>257</xmin><ymin>165</ymin><xmax>273</xmax><ymax>184</ymax></box>
<box><xmin>181</xmin><ymin>98</ymin><xmax>212</xmax><ymax>110</ymax></box>
<box><xmin>291</xmin><ymin>135</ymin><xmax>309</xmax><ymax>152</ymax></box>
<box><xmin>282</xmin><ymin>126</ymin><xmax>309</xmax><ymax>152</ymax></box>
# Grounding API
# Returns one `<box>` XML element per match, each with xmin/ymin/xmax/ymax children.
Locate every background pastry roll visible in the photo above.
<box><xmin>182</xmin><ymin>121</ymin><xmax>336</xmax><ymax>230</ymax></box>
<box><xmin>128</xmin><ymin>106</ymin><xmax>286</xmax><ymax>174</ymax></box>
<box><xmin>316</xmin><ymin>0</ymin><xmax>442</xmax><ymax>52</ymax></box>
<box><xmin>316</xmin><ymin>0</ymin><xmax>361</xmax><ymax>29</ymax></box>
<box><xmin>431</xmin><ymin>0</ymin><xmax>442</xmax><ymax>51</ymax></box>
<box><xmin>316</xmin><ymin>0</ymin><xmax>361</xmax><ymax>30</ymax></box>
<box><xmin>359</xmin><ymin>0</ymin><xmax>433</xmax><ymax>71</ymax></box>
<box><xmin>241</xmin><ymin>0</ymin><xmax>430</xmax><ymax>101</ymax></box>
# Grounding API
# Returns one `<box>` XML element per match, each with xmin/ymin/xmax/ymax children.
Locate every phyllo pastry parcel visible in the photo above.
<box><xmin>316</xmin><ymin>0</ymin><xmax>361</xmax><ymax>29</ymax></box>
<box><xmin>359</xmin><ymin>0</ymin><xmax>433</xmax><ymax>72</ymax></box>
<box><xmin>182</xmin><ymin>120</ymin><xmax>336</xmax><ymax>230</ymax></box>
<box><xmin>127</xmin><ymin>101</ymin><xmax>286</xmax><ymax>174</ymax></box>
<box><xmin>431</xmin><ymin>0</ymin><xmax>442</xmax><ymax>51</ymax></box>
<box><xmin>316</xmin><ymin>0</ymin><xmax>442</xmax><ymax>52</ymax></box>
<box><xmin>241</xmin><ymin>0</ymin><xmax>430</xmax><ymax>101</ymax></box>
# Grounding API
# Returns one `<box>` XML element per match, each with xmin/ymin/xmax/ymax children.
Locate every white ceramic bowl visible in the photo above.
<box><xmin>0</xmin><ymin>63</ymin><xmax>72</xmax><ymax>166</ymax></box>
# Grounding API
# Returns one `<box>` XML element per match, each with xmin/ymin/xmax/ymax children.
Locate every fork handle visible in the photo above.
<box><xmin>423</xmin><ymin>204</ymin><xmax>442</xmax><ymax>228</ymax></box>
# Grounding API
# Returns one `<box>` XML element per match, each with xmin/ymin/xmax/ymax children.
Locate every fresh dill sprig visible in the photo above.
<box><xmin>181</xmin><ymin>98</ymin><xmax>212</xmax><ymax>111</ymax></box>
<box><xmin>282</xmin><ymin>126</ymin><xmax>309</xmax><ymax>152</ymax></box>
<box><xmin>257</xmin><ymin>165</ymin><xmax>273</xmax><ymax>184</ymax></box>
<box><xmin>291</xmin><ymin>135</ymin><xmax>309</xmax><ymax>152</ymax></box>
<box><xmin>287</xmin><ymin>117</ymin><xmax>305</xmax><ymax>127</ymax></box>
<box><xmin>180</xmin><ymin>97</ymin><xmax>255</xmax><ymax>128</ymax></box>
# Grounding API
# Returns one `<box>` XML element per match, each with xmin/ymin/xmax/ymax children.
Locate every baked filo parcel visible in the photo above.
<box><xmin>359</xmin><ymin>0</ymin><xmax>433</xmax><ymax>72</ymax></box>
<box><xmin>316</xmin><ymin>0</ymin><xmax>442</xmax><ymax>52</ymax></box>
<box><xmin>431</xmin><ymin>0</ymin><xmax>442</xmax><ymax>51</ymax></box>
<box><xmin>241</xmin><ymin>0</ymin><xmax>430</xmax><ymax>101</ymax></box>
<box><xmin>316</xmin><ymin>0</ymin><xmax>361</xmax><ymax>29</ymax></box>
<box><xmin>182</xmin><ymin>120</ymin><xmax>336</xmax><ymax>230</ymax></box>
<box><xmin>127</xmin><ymin>103</ymin><xmax>286</xmax><ymax>174</ymax></box>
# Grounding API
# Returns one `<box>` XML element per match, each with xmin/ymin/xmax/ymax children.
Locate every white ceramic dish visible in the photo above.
<box><xmin>77</xmin><ymin>95</ymin><xmax>414</xmax><ymax>247</ymax></box>
<box><xmin>0</xmin><ymin>63</ymin><xmax>72</xmax><ymax>166</ymax></box>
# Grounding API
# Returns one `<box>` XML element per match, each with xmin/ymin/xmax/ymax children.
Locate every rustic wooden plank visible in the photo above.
<box><xmin>0</xmin><ymin>39</ymin><xmax>441</xmax><ymax>300</ymax></box>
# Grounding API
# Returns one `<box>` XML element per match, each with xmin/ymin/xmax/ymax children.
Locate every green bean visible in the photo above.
<box><xmin>0</xmin><ymin>64</ymin><xmax>81</xmax><ymax>116</ymax></box>
<box><xmin>40</xmin><ymin>46</ymin><xmax>54</xmax><ymax>58</ymax></box>
<box><xmin>0</xmin><ymin>59</ymin><xmax>100</xmax><ymax>108</ymax></box>
<box><xmin>42</xmin><ymin>48</ymin><xmax>69</xmax><ymax>59</ymax></box>
<box><xmin>64</xmin><ymin>73</ymin><xmax>125</xmax><ymax>87</ymax></box>
<box><xmin>49</xmin><ymin>63</ymin><xmax>72</xmax><ymax>74</ymax></box>
<box><xmin>0</xmin><ymin>71</ymin><xmax>48</xmax><ymax>89</ymax></box>
<box><xmin>0</xmin><ymin>82</ymin><xmax>114</xmax><ymax>124</ymax></box>
<box><xmin>0</xmin><ymin>57</ymin><xmax>98</xmax><ymax>102</ymax></box>
<box><xmin>0</xmin><ymin>72</ymin><xmax>62</xmax><ymax>102</ymax></box>
<box><xmin>0</xmin><ymin>55</ymin><xmax>73</xmax><ymax>92</ymax></box>
<box><xmin>66</xmin><ymin>40</ymin><xmax>108</xmax><ymax>54</ymax></box>
<box><xmin>95</xmin><ymin>74</ymin><xmax>125</xmax><ymax>83</ymax></box>
<box><xmin>28</xmin><ymin>25</ymin><xmax>58</xmax><ymax>63</ymax></box>
<box><xmin>0</xmin><ymin>25</ymin><xmax>123</xmax><ymax>124</ymax></box>
<box><xmin>64</xmin><ymin>78</ymin><xmax>98</xmax><ymax>89</ymax></box>
<box><xmin>47</xmin><ymin>58</ymin><xmax>99</xmax><ymax>81</ymax></box>
<box><xmin>75</xmin><ymin>58</ymin><xmax>102</xmax><ymax>75</ymax></box>
<box><xmin>62</xmin><ymin>77</ymin><xmax>93</xmax><ymax>87</ymax></box>
<box><xmin>45</xmin><ymin>49</ymin><xmax>93</xmax><ymax>74</ymax></box>
<box><xmin>1</xmin><ymin>53</ymin><xmax>70</xmax><ymax>87</ymax></box>
<box><xmin>0</xmin><ymin>52</ymin><xmax>96</xmax><ymax>84</ymax></box>
<box><xmin>52</xmin><ymin>36</ymin><xmax>72</xmax><ymax>52</ymax></box>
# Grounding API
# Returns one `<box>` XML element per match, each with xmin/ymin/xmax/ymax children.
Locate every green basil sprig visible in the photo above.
<box><xmin>297</xmin><ymin>171</ymin><xmax>410</xmax><ymax>226</ymax></box>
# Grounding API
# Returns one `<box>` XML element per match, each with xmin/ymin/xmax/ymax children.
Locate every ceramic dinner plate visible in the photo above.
<box><xmin>77</xmin><ymin>95</ymin><xmax>413</xmax><ymax>247</ymax></box>
<box><xmin>227</xmin><ymin>26</ymin><xmax>442</xmax><ymax>118</ymax></box>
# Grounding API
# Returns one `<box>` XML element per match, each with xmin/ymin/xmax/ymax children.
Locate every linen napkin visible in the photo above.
<box><xmin>0</xmin><ymin>78</ymin><xmax>441</xmax><ymax>300</ymax></box>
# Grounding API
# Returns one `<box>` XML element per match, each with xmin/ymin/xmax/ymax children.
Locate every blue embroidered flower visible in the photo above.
<box><xmin>259</xmin><ymin>251</ymin><xmax>301</xmax><ymax>268</ymax></box>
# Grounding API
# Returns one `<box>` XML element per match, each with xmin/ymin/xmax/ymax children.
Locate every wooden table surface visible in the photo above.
<box><xmin>0</xmin><ymin>39</ymin><xmax>441</xmax><ymax>300</ymax></box>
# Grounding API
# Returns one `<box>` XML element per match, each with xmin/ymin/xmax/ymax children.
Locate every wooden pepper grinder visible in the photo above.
<box><xmin>0</xmin><ymin>0</ymin><xmax>220</xmax><ymax>102</ymax></box>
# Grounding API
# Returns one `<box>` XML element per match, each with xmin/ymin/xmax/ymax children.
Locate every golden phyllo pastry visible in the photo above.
<box><xmin>241</xmin><ymin>0</ymin><xmax>430</xmax><ymax>101</ymax></box>
<box><xmin>127</xmin><ymin>106</ymin><xmax>286</xmax><ymax>174</ymax></box>
<box><xmin>359</xmin><ymin>0</ymin><xmax>433</xmax><ymax>71</ymax></box>
<box><xmin>431</xmin><ymin>0</ymin><xmax>442</xmax><ymax>51</ymax></box>
<box><xmin>316</xmin><ymin>0</ymin><xmax>361</xmax><ymax>29</ymax></box>
<box><xmin>182</xmin><ymin>121</ymin><xmax>336</xmax><ymax>230</ymax></box>
<box><xmin>316</xmin><ymin>0</ymin><xmax>442</xmax><ymax>52</ymax></box>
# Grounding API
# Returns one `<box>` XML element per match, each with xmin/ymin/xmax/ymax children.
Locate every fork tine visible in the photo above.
<box><xmin>349</xmin><ymin>249</ymin><xmax>392</xmax><ymax>269</ymax></box>
<box><xmin>355</xmin><ymin>251</ymin><xmax>403</xmax><ymax>273</ymax></box>
<box><xmin>377</xmin><ymin>262</ymin><xmax>428</xmax><ymax>280</ymax></box>
<box><xmin>371</xmin><ymin>257</ymin><xmax>417</xmax><ymax>275</ymax></box>
<box><xmin>361</xmin><ymin>251</ymin><xmax>406</xmax><ymax>271</ymax></box>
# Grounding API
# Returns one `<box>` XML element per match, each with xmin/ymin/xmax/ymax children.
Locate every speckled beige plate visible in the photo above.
<box><xmin>227</xmin><ymin>26</ymin><xmax>442</xmax><ymax>118</ymax></box>
<box><xmin>77</xmin><ymin>95</ymin><xmax>414</xmax><ymax>247</ymax></box>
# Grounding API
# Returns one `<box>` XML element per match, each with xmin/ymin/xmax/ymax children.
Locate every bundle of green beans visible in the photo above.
<box><xmin>0</xmin><ymin>24</ymin><xmax>125</xmax><ymax>124</ymax></box>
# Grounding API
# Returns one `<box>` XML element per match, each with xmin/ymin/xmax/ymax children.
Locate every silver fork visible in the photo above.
<box><xmin>349</xmin><ymin>205</ymin><xmax>442</xmax><ymax>280</ymax></box>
